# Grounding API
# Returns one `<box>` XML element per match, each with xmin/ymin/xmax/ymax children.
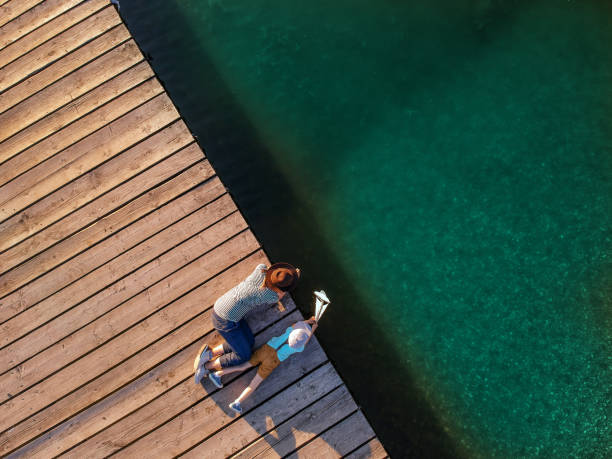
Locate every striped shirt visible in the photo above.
<box><xmin>213</xmin><ymin>264</ymin><xmax>279</xmax><ymax>322</ymax></box>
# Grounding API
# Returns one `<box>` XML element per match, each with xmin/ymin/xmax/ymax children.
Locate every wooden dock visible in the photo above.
<box><xmin>0</xmin><ymin>1</ymin><xmax>387</xmax><ymax>457</ymax></box>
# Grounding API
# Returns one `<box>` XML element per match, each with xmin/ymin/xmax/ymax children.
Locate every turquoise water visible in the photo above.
<box><xmin>121</xmin><ymin>1</ymin><xmax>611</xmax><ymax>457</ymax></box>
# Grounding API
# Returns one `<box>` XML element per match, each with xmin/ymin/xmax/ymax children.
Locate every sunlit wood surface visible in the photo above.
<box><xmin>0</xmin><ymin>1</ymin><xmax>387</xmax><ymax>457</ymax></box>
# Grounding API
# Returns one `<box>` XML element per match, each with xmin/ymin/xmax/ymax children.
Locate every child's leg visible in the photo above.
<box><xmin>216</xmin><ymin>361</ymin><xmax>252</xmax><ymax>377</ymax></box>
<box><xmin>235</xmin><ymin>373</ymin><xmax>264</xmax><ymax>404</ymax></box>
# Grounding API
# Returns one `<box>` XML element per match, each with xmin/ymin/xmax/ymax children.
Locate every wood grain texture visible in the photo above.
<box><xmin>0</xmin><ymin>0</ymin><xmax>45</xmax><ymax>29</ymax></box>
<box><xmin>230</xmin><ymin>385</ymin><xmax>358</xmax><ymax>459</ymax></box>
<box><xmin>0</xmin><ymin>0</ymin><xmax>107</xmax><ymax>65</ymax></box>
<box><xmin>287</xmin><ymin>411</ymin><xmax>376</xmax><ymax>459</ymax></box>
<box><xmin>345</xmin><ymin>438</ymin><xmax>389</xmax><ymax>459</ymax></box>
<box><xmin>0</xmin><ymin>6</ymin><xmax>120</xmax><ymax>92</ymax></box>
<box><xmin>0</xmin><ymin>23</ymin><xmax>131</xmax><ymax>117</ymax></box>
<box><xmin>0</xmin><ymin>62</ymin><xmax>154</xmax><ymax>174</ymax></box>
<box><xmin>0</xmin><ymin>158</ymin><xmax>211</xmax><ymax>300</ymax></box>
<box><xmin>0</xmin><ymin>155</ymin><xmax>213</xmax><ymax>321</ymax></box>
<box><xmin>0</xmin><ymin>116</ymin><xmax>188</xmax><ymax>252</ymax></box>
<box><xmin>0</xmin><ymin>38</ymin><xmax>141</xmax><ymax>145</ymax></box>
<box><xmin>0</xmin><ymin>84</ymin><xmax>168</xmax><ymax>208</ymax></box>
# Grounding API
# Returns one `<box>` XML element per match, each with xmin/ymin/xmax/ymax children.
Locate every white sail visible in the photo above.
<box><xmin>314</xmin><ymin>290</ymin><xmax>331</xmax><ymax>321</ymax></box>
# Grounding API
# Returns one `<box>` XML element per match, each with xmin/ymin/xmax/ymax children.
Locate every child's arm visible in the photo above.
<box><xmin>302</xmin><ymin>316</ymin><xmax>318</xmax><ymax>346</ymax></box>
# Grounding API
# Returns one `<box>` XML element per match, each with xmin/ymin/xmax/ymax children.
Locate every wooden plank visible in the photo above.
<box><xmin>0</xmin><ymin>38</ymin><xmax>141</xmax><ymax>146</ymax></box>
<box><xmin>117</xmin><ymin>356</ymin><xmax>333</xmax><ymax>459</ymax></box>
<box><xmin>0</xmin><ymin>193</ymin><xmax>234</xmax><ymax>366</ymax></box>
<box><xmin>0</xmin><ymin>23</ymin><xmax>131</xmax><ymax>117</ymax></box>
<box><xmin>186</xmin><ymin>374</ymin><xmax>349</xmax><ymax>458</ymax></box>
<box><xmin>0</xmin><ymin>76</ymin><xmax>164</xmax><ymax>196</ymax></box>
<box><xmin>230</xmin><ymin>386</ymin><xmax>358</xmax><ymax>459</ymax></box>
<box><xmin>287</xmin><ymin>411</ymin><xmax>376</xmax><ymax>459</ymax></box>
<box><xmin>0</xmin><ymin>230</ymin><xmax>260</xmax><ymax>432</ymax></box>
<box><xmin>0</xmin><ymin>116</ymin><xmax>188</xmax><ymax>254</ymax></box>
<box><xmin>0</xmin><ymin>157</ymin><xmax>210</xmax><ymax>302</ymax></box>
<box><xmin>0</xmin><ymin>171</ymin><xmax>223</xmax><ymax>341</ymax></box>
<box><xmin>0</xmin><ymin>0</ymin><xmax>106</xmax><ymax>62</ymax></box>
<box><xmin>0</xmin><ymin>62</ymin><xmax>154</xmax><ymax>172</ymax></box>
<box><xmin>0</xmin><ymin>6</ymin><xmax>120</xmax><ymax>92</ymax></box>
<box><xmin>24</xmin><ymin>290</ymin><xmax>293</xmax><ymax>458</ymax></box>
<box><xmin>0</xmin><ymin>251</ymin><xmax>272</xmax><ymax>456</ymax></box>
<box><xmin>345</xmin><ymin>438</ymin><xmax>388</xmax><ymax>459</ymax></box>
<box><xmin>0</xmin><ymin>0</ymin><xmax>44</xmax><ymax>29</ymax></box>
<box><xmin>0</xmin><ymin>93</ymin><xmax>180</xmax><ymax>222</ymax></box>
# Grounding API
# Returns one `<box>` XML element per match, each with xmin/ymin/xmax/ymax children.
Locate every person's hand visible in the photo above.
<box><xmin>306</xmin><ymin>316</ymin><xmax>317</xmax><ymax>326</ymax></box>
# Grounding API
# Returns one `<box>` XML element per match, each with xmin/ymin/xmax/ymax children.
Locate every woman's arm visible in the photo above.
<box><xmin>276</xmin><ymin>290</ymin><xmax>288</xmax><ymax>311</ymax></box>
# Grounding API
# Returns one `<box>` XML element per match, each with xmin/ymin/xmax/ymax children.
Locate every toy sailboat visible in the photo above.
<box><xmin>314</xmin><ymin>290</ymin><xmax>331</xmax><ymax>321</ymax></box>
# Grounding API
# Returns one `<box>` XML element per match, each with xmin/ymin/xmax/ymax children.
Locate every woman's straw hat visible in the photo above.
<box><xmin>265</xmin><ymin>262</ymin><xmax>300</xmax><ymax>292</ymax></box>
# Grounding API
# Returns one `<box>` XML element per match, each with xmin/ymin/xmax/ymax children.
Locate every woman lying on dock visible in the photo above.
<box><xmin>194</xmin><ymin>263</ymin><xmax>300</xmax><ymax>385</ymax></box>
<box><xmin>206</xmin><ymin>317</ymin><xmax>318</xmax><ymax>415</ymax></box>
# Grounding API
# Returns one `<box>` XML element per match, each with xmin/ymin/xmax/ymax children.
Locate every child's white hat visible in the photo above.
<box><xmin>288</xmin><ymin>328</ymin><xmax>310</xmax><ymax>349</ymax></box>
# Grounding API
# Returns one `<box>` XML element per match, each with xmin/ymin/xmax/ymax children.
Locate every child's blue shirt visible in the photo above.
<box><xmin>266</xmin><ymin>322</ymin><xmax>311</xmax><ymax>361</ymax></box>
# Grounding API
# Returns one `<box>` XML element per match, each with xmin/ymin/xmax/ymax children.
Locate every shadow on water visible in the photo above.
<box><xmin>119</xmin><ymin>2</ymin><xmax>461</xmax><ymax>456</ymax></box>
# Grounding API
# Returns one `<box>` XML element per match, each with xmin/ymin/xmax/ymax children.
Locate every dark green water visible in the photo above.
<box><xmin>120</xmin><ymin>1</ymin><xmax>611</xmax><ymax>457</ymax></box>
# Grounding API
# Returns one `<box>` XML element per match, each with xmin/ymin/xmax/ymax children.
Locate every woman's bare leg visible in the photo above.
<box><xmin>205</xmin><ymin>358</ymin><xmax>222</xmax><ymax>371</ymax></box>
<box><xmin>211</xmin><ymin>344</ymin><xmax>225</xmax><ymax>357</ymax></box>
<box><xmin>194</xmin><ymin>343</ymin><xmax>222</xmax><ymax>372</ymax></box>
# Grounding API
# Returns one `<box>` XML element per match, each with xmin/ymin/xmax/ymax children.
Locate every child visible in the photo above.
<box><xmin>196</xmin><ymin>317</ymin><xmax>318</xmax><ymax>415</ymax></box>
